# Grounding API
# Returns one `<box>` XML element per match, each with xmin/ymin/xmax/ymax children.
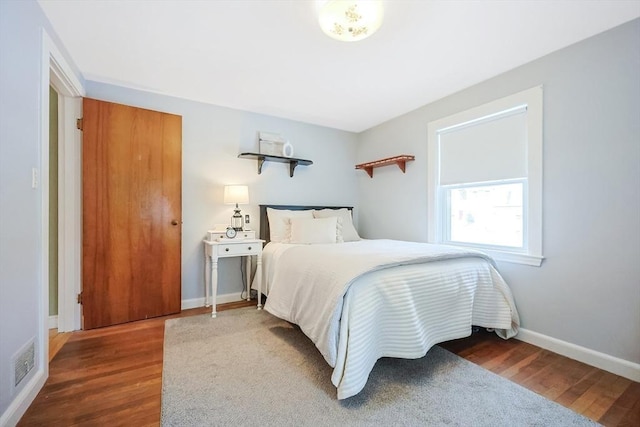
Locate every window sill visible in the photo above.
<box><xmin>482</xmin><ymin>249</ymin><xmax>544</xmax><ymax>267</ymax></box>
<box><xmin>438</xmin><ymin>241</ymin><xmax>544</xmax><ymax>267</ymax></box>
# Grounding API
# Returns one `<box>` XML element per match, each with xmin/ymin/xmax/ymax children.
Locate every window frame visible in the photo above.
<box><xmin>427</xmin><ymin>86</ymin><xmax>544</xmax><ymax>266</ymax></box>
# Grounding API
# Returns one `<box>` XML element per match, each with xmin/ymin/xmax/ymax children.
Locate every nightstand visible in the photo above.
<box><xmin>203</xmin><ymin>236</ymin><xmax>264</xmax><ymax>318</ymax></box>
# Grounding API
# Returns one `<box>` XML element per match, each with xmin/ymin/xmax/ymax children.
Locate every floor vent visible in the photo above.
<box><xmin>14</xmin><ymin>339</ymin><xmax>35</xmax><ymax>387</ymax></box>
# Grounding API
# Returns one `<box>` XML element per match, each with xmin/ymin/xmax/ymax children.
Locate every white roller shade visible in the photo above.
<box><xmin>439</xmin><ymin>107</ymin><xmax>527</xmax><ymax>185</ymax></box>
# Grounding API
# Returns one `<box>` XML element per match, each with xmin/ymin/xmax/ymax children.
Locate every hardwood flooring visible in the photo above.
<box><xmin>20</xmin><ymin>302</ymin><xmax>639</xmax><ymax>426</ymax></box>
<box><xmin>440</xmin><ymin>331</ymin><xmax>639</xmax><ymax>426</ymax></box>
<box><xmin>47</xmin><ymin>328</ymin><xmax>71</xmax><ymax>363</ymax></box>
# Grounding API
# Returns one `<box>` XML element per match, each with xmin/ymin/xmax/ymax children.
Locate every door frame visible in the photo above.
<box><xmin>40</xmin><ymin>29</ymin><xmax>84</xmax><ymax>354</ymax></box>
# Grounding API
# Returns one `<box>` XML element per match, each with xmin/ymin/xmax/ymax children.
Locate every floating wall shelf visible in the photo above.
<box><xmin>238</xmin><ymin>152</ymin><xmax>313</xmax><ymax>177</ymax></box>
<box><xmin>355</xmin><ymin>155</ymin><xmax>415</xmax><ymax>178</ymax></box>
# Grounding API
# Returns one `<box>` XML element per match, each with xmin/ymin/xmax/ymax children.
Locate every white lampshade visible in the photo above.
<box><xmin>223</xmin><ymin>185</ymin><xmax>249</xmax><ymax>205</ymax></box>
<box><xmin>318</xmin><ymin>0</ymin><xmax>384</xmax><ymax>42</ymax></box>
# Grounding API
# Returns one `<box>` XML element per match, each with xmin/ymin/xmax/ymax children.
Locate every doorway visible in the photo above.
<box><xmin>42</xmin><ymin>32</ymin><xmax>85</xmax><ymax>357</ymax></box>
<box><xmin>48</xmin><ymin>85</ymin><xmax>59</xmax><ymax>330</ymax></box>
<box><xmin>47</xmin><ymin>83</ymin><xmax>78</xmax><ymax>361</ymax></box>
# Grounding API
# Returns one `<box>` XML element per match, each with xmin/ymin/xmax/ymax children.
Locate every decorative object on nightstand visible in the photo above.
<box><xmin>225</xmin><ymin>226</ymin><xmax>237</xmax><ymax>239</ymax></box>
<box><xmin>355</xmin><ymin>155</ymin><xmax>415</xmax><ymax>178</ymax></box>
<box><xmin>223</xmin><ymin>185</ymin><xmax>249</xmax><ymax>230</ymax></box>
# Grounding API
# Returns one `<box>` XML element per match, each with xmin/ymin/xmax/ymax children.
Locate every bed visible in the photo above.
<box><xmin>256</xmin><ymin>204</ymin><xmax>520</xmax><ymax>399</ymax></box>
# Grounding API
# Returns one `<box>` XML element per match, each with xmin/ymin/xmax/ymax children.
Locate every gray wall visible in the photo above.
<box><xmin>0</xmin><ymin>0</ymin><xmax>83</xmax><ymax>419</ymax></box>
<box><xmin>356</xmin><ymin>19</ymin><xmax>640</xmax><ymax>364</ymax></box>
<box><xmin>85</xmin><ymin>82</ymin><xmax>359</xmax><ymax>301</ymax></box>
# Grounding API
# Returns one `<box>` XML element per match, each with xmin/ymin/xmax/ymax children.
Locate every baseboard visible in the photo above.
<box><xmin>0</xmin><ymin>368</ymin><xmax>46</xmax><ymax>427</ymax></box>
<box><xmin>48</xmin><ymin>315</ymin><xmax>58</xmax><ymax>329</ymax></box>
<box><xmin>181</xmin><ymin>292</ymin><xmax>246</xmax><ymax>310</ymax></box>
<box><xmin>516</xmin><ymin>328</ymin><xmax>640</xmax><ymax>382</ymax></box>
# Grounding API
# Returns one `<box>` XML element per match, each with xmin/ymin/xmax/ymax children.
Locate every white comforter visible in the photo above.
<box><xmin>262</xmin><ymin>239</ymin><xmax>520</xmax><ymax>399</ymax></box>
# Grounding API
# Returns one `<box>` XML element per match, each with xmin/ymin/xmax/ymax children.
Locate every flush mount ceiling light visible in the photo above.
<box><xmin>318</xmin><ymin>0</ymin><xmax>384</xmax><ymax>42</ymax></box>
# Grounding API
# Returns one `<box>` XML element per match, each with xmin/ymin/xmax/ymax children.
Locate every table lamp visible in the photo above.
<box><xmin>223</xmin><ymin>185</ymin><xmax>249</xmax><ymax>230</ymax></box>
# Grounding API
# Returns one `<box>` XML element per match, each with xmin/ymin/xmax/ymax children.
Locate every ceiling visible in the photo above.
<box><xmin>38</xmin><ymin>0</ymin><xmax>640</xmax><ymax>133</ymax></box>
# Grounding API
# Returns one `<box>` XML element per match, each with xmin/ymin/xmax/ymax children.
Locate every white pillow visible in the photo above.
<box><xmin>266</xmin><ymin>208</ymin><xmax>313</xmax><ymax>243</ymax></box>
<box><xmin>288</xmin><ymin>217</ymin><xmax>339</xmax><ymax>244</ymax></box>
<box><xmin>284</xmin><ymin>217</ymin><xmax>343</xmax><ymax>243</ymax></box>
<box><xmin>313</xmin><ymin>208</ymin><xmax>361</xmax><ymax>242</ymax></box>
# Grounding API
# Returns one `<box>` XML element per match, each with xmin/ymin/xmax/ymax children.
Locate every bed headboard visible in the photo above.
<box><xmin>259</xmin><ymin>205</ymin><xmax>354</xmax><ymax>243</ymax></box>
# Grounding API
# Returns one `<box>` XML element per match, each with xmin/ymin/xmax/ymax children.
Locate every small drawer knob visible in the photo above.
<box><xmin>225</xmin><ymin>248</ymin><xmax>229</xmax><ymax>252</ymax></box>
<box><xmin>248</xmin><ymin>246</ymin><xmax>252</xmax><ymax>250</ymax></box>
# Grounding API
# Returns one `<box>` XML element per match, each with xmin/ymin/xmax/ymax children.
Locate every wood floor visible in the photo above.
<box><xmin>20</xmin><ymin>301</ymin><xmax>639</xmax><ymax>426</ymax></box>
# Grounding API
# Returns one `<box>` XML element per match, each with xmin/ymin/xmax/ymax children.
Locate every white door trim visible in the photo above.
<box><xmin>41</xmin><ymin>30</ymin><xmax>84</xmax><ymax>340</ymax></box>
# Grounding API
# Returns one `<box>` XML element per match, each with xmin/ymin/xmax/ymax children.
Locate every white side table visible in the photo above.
<box><xmin>203</xmin><ymin>237</ymin><xmax>264</xmax><ymax>318</ymax></box>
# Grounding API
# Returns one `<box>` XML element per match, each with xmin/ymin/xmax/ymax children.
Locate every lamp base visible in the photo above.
<box><xmin>231</xmin><ymin>204</ymin><xmax>244</xmax><ymax>231</ymax></box>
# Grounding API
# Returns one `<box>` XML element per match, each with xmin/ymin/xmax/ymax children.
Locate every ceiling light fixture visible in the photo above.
<box><xmin>318</xmin><ymin>0</ymin><xmax>384</xmax><ymax>42</ymax></box>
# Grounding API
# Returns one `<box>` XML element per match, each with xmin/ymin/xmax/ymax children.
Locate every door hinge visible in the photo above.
<box><xmin>77</xmin><ymin>292</ymin><xmax>83</xmax><ymax>304</ymax></box>
<box><xmin>76</xmin><ymin>118</ymin><xmax>83</xmax><ymax>131</ymax></box>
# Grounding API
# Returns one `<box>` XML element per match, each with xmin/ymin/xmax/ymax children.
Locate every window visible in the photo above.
<box><xmin>427</xmin><ymin>87</ymin><xmax>543</xmax><ymax>266</ymax></box>
<box><xmin>446</xmin><ymin>180</ymin><xmax>524</xmax><ymax>248</ymax></box>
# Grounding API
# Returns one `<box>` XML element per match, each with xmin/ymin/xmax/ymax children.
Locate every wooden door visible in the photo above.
<box><xmin>82</xmin><ymin>98</ymin><xmax>182</xmax><ymax>329</ymax></box>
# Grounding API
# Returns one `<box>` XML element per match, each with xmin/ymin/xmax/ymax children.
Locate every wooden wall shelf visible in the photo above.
<box><xmin>355</xmin><ymin>155</ymin><xmax>415</xmax><ymax>178</ymax></box>
<box><xmin>238</xmin><ymin>152</ymin><xmax>313</xmax><ymax>177</ymax></box>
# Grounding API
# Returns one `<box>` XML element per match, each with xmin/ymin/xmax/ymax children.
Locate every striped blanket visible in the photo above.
<box><xmin>263</xmin><ymin>240</ymin><xmax>520</xmax><ymax>399</ymax></box>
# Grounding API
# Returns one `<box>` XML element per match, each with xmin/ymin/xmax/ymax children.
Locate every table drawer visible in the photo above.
<box><xmin>207</xmin><ymin>230</ymin><xmax>256</xmax><ymax>241</ymax></box>
<box><xmin>217</xmin><ymin>243</ymin><xmax>260</xmax><ymax>256</ymax></box>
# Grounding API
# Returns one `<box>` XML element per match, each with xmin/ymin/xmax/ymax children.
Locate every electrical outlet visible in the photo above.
<box><xmin>31</xmin><ymin>168</ymin><xmax>39</xmax><ymax>189</ymax></box>
<box><xmin>245</xmin><ymin>214</ymin><xmax>250</xmax><ymax>224</ymax></box>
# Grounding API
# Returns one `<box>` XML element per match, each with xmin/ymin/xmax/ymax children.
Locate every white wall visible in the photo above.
<box><xmin>0</xmin><ymin>0</ymin><xmax>84</xmax><ymax>423</ymax></box>
<box><xmin>85</xmin><ymin>81</ymin><xmax>359</xmax><ymax>301</ymax></box>
<box><xmin>357</xmin><ymin>19</ymin><xmax>640</xmax><ymax>365</ymax></box>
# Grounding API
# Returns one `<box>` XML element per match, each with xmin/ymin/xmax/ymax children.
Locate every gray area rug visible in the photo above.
<box><xmin>162</xmin><ymin>308</ymin><xmax>598</xmax><ymax>426</ymax></box>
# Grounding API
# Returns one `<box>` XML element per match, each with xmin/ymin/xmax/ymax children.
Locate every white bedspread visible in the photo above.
<box><xmin>262</xmin><ymin>239</ymin><xmax>520</xmax><ymax>399</ymax></box>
